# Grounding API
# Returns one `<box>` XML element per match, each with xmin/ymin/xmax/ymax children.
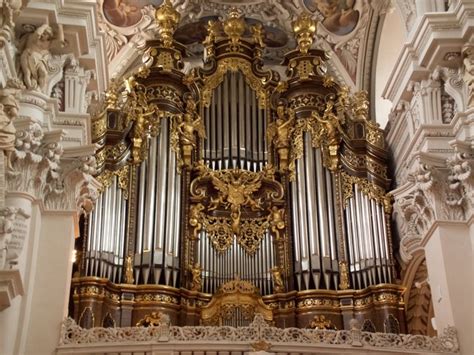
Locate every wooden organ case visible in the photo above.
<box><xmin>72</xmin><ymin>2</ymin><xmax>406</xmax><ymax>332</ymax></box>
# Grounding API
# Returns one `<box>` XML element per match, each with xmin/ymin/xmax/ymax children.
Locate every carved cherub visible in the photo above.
<box><xmin>268</xmin><ymin>206</ymin><xmax>285</xmax><ymax>242</ymax></box>
<box><xmin>203</xmin><ymin>20</ymin><xmax>219</xmax><ymax>45</ymax></box>
<box><xmin>313</xmin><ymin>100</ymin><xmax>342</xmax><ymax>147</ymax></box>
<box><xmin>251</xmin><ymin>23</ymin><xmax>265</xmax><ymax>48</ymax></box>
<box><xmin>267</xmin><ymin>101</ymin><xmax>295</xmax><ymax>149</ymax></box>
<box><xmin>20</xmin><ymin>24</ymin><xmax>54</xmax><ymax>93</ymax></box>
<box><xmin>177</xmin><ymin>97</ymin><xmax>206</xmax><ymax>147</ymax></box>
<box><xmin>189</xmin><ymin>262</ymin><xmax>202</xmax><ymax>291</ymax></box>
<box><xmin>271</xmin><ymin>266</ymin><xmax>285</xmax><ymax>293</ymax></box>
<box><xmin>189</xmin><ymin>203</ymin><xmax>205</xmax><ymax>239</ymax></box>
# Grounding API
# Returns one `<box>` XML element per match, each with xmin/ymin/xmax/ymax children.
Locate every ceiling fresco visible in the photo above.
<box><xmin>103</xmin><ymin>0</ymin><xmax>358</xmax><ymax>38</ymax></box>
<box><xmin>103</xmin><ymin>0</ymin><xmax>163</xmax><ymax>27</ymax></box>
<box><xmin>98</xmin><ymin>0</ymin><xmax>391</xmax><ymax>91</ymax></box>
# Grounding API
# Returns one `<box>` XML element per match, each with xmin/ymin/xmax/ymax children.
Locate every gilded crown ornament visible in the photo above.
<box><xmin>292</xmin><ymin>13</ymin><xmax>317</xmax><ymax>54</ymax></box>
<box><xmin>155</xmin><ymin>0</ymin><xmax>180</xmax><ymax>48</ymax></box>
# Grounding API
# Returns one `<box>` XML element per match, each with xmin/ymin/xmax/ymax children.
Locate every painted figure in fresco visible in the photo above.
<box><xmin>304</xmin><ymin>0</ymin><xmax>359</xmax><ymax>35</ymax></box>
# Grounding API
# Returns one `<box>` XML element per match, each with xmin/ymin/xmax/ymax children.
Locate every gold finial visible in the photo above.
<box><xmin>155</xmin><ymin>0</ymin><xmax>180</xmax><ymax>48</ymax></box>
<box><xmin>223</xmin><ymin>8</ymin><xmax>246</xmax><ymax>48</ymax></box>
<box><xmin>292</xmin><ymin>13</ymin><xmax>316</xmax><ymax>54</ymax></box>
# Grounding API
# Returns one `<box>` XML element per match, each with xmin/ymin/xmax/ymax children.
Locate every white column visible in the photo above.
<box><xmin>424</xmin><ymin>221</ymin><xmax>473</xmax><ymax>355</ymax></box>
<box><xmin>21</xmin><ymin>212</ymin><xmax>76</xmax><ymax>355</ymax></box>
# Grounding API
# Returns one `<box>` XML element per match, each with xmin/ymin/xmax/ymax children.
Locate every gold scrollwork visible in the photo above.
<box><xmin>123</xmin><ymin>84</ymin><xmax>162</xmax><ymax>164</ymax></box>
<box><xmin>190</xmin><ymin>163</ymin><xmax>285</xmax><ymax>255</ymax></box>
<box><xmin>341</xmin><ymin>172</ymin><xmax>392</xmax><ymax>213</ymax></box>
<box><xmin>201</xmin><ymin>58</ymin><xmax>269</xmax><ymax>108</ymax></box>
<box><xmin>288</xmin><ymin>100</ymin><xmax>344</xmax><ymax>180</ymax></box>
<box><xmin>96</xmin><ymin>165</ymin><xmax>130</xmax><ymax>199</ymax></box>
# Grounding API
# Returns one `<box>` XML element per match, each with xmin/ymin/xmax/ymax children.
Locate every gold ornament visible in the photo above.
<box><xmin>155</xmin><ymin>0</ymin><xmax>180</xmax><ymax>48</ymax></box>
<box><xmin>292</xmin><ymin>13</ymin><xmax>316</xmax><ymax>54</ymax></box>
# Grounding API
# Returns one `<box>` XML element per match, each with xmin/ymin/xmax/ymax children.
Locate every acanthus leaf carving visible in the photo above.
<box><xmin>445</xmin><ymin>151</ymin><xmax>473</xmax><ymax>220</ymax></box>
<box><xmin>395</xmin><ymin>163</ymin><xmax>436</xmax><ymax>264</ymax></box>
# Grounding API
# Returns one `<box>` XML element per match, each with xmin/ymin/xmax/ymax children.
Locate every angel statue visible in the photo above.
<box><xmin>176</xmin><ymin>97</ymin><xmax>205</xmax><ymax>167</ymax></box>
<box><xmin>20</xmin><ymin>24</ymin><xmax>54</xmax><ymax>93</ymax></box>
<box><xmin>312</xmin><ymin>100</ymin><xmax>343</xmax><ymax>170</ymax></box>
<box><xmin>267</xmin><ymin>101</ymin><xmax>295</xmax><ymax>169</ymax></box>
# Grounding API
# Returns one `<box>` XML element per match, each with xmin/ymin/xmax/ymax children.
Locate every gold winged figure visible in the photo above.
<box><xmin>209</xmin><ymin>170</ymin><xmax>263</xmax><ymax>235</ymax></box>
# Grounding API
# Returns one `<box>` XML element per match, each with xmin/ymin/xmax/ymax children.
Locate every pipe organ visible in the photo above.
<box><xmin>72</xmin><ymin>2</ymin><xmax>406</xmax><ymax>332</ymax></box>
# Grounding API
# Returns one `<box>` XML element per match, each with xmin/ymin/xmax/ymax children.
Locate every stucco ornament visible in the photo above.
<box><xmin>0</xmin><ymin>0</ymin><xmax>22</xmax><ymax>42</ymax></box>
<box><xmin>19</xmin><ymin>24</ymin><xmax>54</xmax><ymax>93</ymax></box>
<box><xmin>0</xmin><ymin>207</ymin><xmax>29</xmax><ymax>269</ymax></box>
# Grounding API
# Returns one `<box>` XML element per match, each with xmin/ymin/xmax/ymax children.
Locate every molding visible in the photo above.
<box><xmin>383</xmin><ymin>2</ymin><xmax>474</xmax><ymax>106</ymax></box>
<box><xmin>57</xmin><ymin>314</ymin><xmax>460</xmax><ymax>354</ymax></box>
<box><xmin>0</xmin><ymin>269</ymin><xmax>24</xmax><ymax>311</ymax></box>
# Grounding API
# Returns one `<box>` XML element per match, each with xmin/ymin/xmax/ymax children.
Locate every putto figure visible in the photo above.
<box><xmin>20</xmin><ymin>24</ymin><xmax>54</xmax><ymax>93</ymax></box>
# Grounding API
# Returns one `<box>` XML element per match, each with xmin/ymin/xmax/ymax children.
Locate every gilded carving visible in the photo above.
<box><xmin>338</xmin><ymin>261</ymin><xmax>350</xmax><ymax>290</ymax></box>
<box><xmin>267</xmin><ymin>101</ymin><xmax>295</xmax><ymax>170</ymax></box>
<box><xmin>307</xmin><ymin>315</ymin><xmax>336</xmax><ymax>330</ymax></box>
<box><xmin>292</xmin><ymin>13</ymin><xmax>316</xmax><ymax>54</ymax></box>
<box><xmin>124</xmin><ymin>255</ymin><xmax>134</xmax><ymax>284</ymax></box>
<box><xmin>341</xmin><ymin>172</ymin><xmax>389</xmax><ymax>211</ymax></box>
<box><xmin>190</xmin><ymin>163</ymin><xmax>284</xmax><ymax>254</ymax></box>
<box><xmin>171</xmin><ymin>97</ymin><xmax>205</xmax><ymax>168</ymax></box>
<box><xmin>155</xmin><ymin>0</ymin><xmax>180</xmax><ymax>48</ymax></box>
<box><xmin>271</xmin><ymin>266</ymin><xmax>285</xmax><ymax>293</ymax></box>
<box><xmin>189</xmin><ymin>263</ymin><xmax>202</xmax><ymax>291</ymax></box>
<box><xmin>201</xmin><ymin>58</ymin><xmax>268</xmax><ymax>108</ymax></box>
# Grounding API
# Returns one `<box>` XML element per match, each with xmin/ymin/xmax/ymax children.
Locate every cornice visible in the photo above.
<box><xmin>383</xmin><ymin>2</ymin><xmax>474</xmax><ymax>106</ymax></box>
